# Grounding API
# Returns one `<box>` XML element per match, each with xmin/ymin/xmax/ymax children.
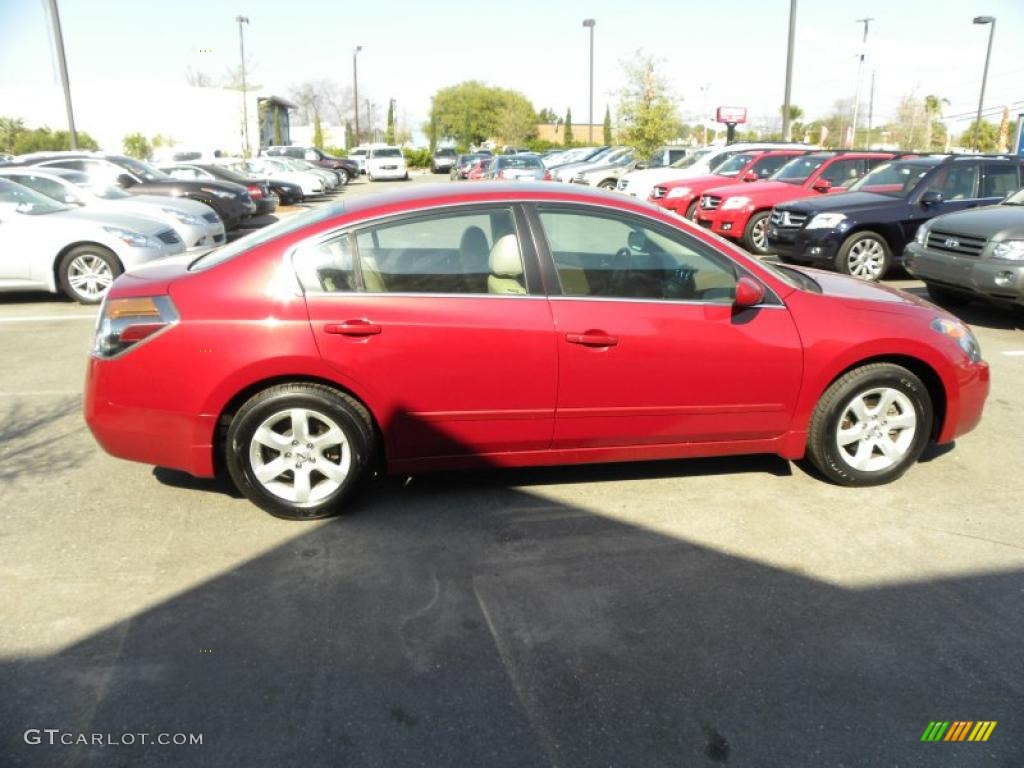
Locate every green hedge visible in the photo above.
<box><xmin>403</xmin><ymin>148</ymin><xmax>432</xmax><ymax>168</ymax></box>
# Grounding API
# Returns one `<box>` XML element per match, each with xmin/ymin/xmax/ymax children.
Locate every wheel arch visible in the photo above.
<box><xmin>52</xmin><ymin>241</ymin><xmax>123</xmax><ymax>293</ymax></box>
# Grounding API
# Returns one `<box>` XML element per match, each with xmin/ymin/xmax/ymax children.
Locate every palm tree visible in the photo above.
<box><xmin>923</xmin><ymin>95</ymin><xmax>949</xmax><ymax>151</ymax></box>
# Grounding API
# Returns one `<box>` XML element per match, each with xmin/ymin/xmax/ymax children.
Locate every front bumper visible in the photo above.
<box><xmin>695</xmin><ymin>207</ymin><xmax>753</xmax><ymax>242</ymax></box>
<box><xmin>178</xmin><ymin>219</ymin><xmax>226</xmax><ymax>251</ymax></box>
<box><xmin>119</xmin><ymin>240</ymin><xmax>186</xmax><ymax>270</ymax></box>
<box><xmin>766</xmin><ymin>224</ymin><xmax>843</xmax><ymax>264</ymax></box>
<box><xmin>904</xmin><ymin>243</ymin><xmax>1024</xmax><ymax>305</ymax></box>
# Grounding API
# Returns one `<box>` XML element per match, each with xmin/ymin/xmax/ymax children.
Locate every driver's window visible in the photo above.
<box><xmin>537</xmin><ymin>207</ymin><xmax>737</xmax><ymax>302</ymax></box>
<box><xmin>924</xmin><ymin>162</ymin><xmax>980</xmax><ymax>200</ymax></box>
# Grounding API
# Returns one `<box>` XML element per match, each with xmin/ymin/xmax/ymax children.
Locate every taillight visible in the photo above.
<box><xmin>247</xmin><ymin>184</ymin><xmax>264</xmax><ymax>200</ymax></box>
<box><xmin>544</xmin><ymin>170</ymin><xmax>553</xmax><ymax>181</ymax></box>
<box><xmin>93</xmin><ymin>296</ymin><xmax>178</xmax><ymax>358</ymax></box>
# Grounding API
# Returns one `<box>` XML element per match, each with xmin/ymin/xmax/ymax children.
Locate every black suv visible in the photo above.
<box><xmin>767</xmin><ymin>154</ymin><xmax>1024</xmax><ymax>281</ymax></box>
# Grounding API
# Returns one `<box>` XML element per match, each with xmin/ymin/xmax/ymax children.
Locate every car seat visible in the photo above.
<box><xmin>487</xmin><ymin>234</ymin><xmax>526</xmax><ymax>294</ymax></box>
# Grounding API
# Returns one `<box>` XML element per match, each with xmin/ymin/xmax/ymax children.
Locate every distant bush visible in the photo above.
<box><xmin>322</xmin><ymin>145</ymin><xmax>348</xmax><ymax>158</ymax></box>
<box><xmin>122</xmin><ymin>132</ymin><xmax>153</xmax><ymax>160</ymax></box>
<box><xmin>403</xmin><ymin>148</ymin><xmax>432</xmax><ymax>168</ymax></box>
<box><xmin>2</xmin><ymin>118</ymin><xmax>100</xmax><ymax>155</ymax></box>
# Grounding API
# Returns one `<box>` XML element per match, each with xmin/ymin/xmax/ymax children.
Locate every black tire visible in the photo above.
<box><xmin>684</xmin><ymin>200</ymin><xmax>699</xmax><ymax>220</ymax></box>
<box><xmin>925</xmin><ymin>282</ymin><xmax>972</xmax><ymax>307</ymax></box>
<box><xmin>404</xmin><ymin>172</ymin><xmax>410</xmax><ymax>181</ymax></box>
<box><xmin>598</xmin><ymin>179</ymin><xmax>617</xmax><ymax>190</ymax></box>
<box><xmin>57</xmin><ymin>244</ymin><xmax>122</xmax><ymax>304</ymax></box>
<box><xmin>742</xmin><ymin>211</ymin><xmax>771</xmax><ymax>255</ymax></box>
<box><xmin>834</xmin><ymin>231</ymin><xmax>892</xmax><ymax>281</ymax></box>
<box><xmin>806</xmin><ymin>363</ymin><xmax>933</xmax><ymax>487</ymax></box>
<box><xmin>337</xmin><ymin>169</ymin><xmax>350</xmax><ymax>185</ymax></box>
<box><xmin>225</xmin><ymin>383</ymin><xmax>377</xmax><ymax>520</ymax></box>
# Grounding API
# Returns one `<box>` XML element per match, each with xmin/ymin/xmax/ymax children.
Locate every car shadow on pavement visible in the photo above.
<box><xmin>903</xmin><ymin>286</ymin><xmax>1024</xmax><ymax>331</ymax></box>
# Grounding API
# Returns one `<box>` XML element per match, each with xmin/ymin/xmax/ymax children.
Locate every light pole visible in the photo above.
<box><xmin>582</xmin><ymin>19</ymin><xmax>595</xmax><ymax>143</ymax></box>
<box><xmin>781</xmin><ymin>0</ymin><xmax>797</xmax><ymax>142</ymax></box>
<box><xmin>849</xmin><ymin>17</ymin><xmax>873</xmax><ymax>148</ymax></box>
<box><xmin>365</xmin><ymin>100</ymin><xmax>372</xmax><ymax>143</ymax></box>
<box><xmin>972</xmin><ymin>16</ymin><xmax>996</xmax><ymax>151</ymax></box>
<box><xmin>353</xmin><ymin>45</ymin><xmax>363</xmax><ymax>145</ymax></box>
<box><xmin>235</xmin><ymin>15</ymin><xmax>250</xmax><ymax>156</ymax></box>
<box><xmin>699</xmin><ymin>84</ymin><xmax>710</xmax><ymax>145</ymax></box>
<box><xmin>45</xmin><ymin>0</ymin><xmax>77</xmax><ymax>149</ymax></box>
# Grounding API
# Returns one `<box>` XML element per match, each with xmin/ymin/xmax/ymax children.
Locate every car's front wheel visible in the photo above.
<box><xmin>683</xmin><ymin>200</ymin><xmax>699</xmax><ymax>220</ymax></box>
<box><xmin>742</xmin><ymin>211</ymin><xmax>771</xmax><ymax>255</ymax></box>
<box><xmin>835</xmin><ymin>231</ymin><xmax>891</xmax><ymax>281</ymax></box>
<box><xmin>58</xmin><ymin>245</ymin><xmax>122</xmax><ymax>304</ymax></box>
<box><xmin>598</xmin><ymin>179</ymin><xmax>617</xmax><ymax>190</ymax></box>
<box><xmin>806</xmin><ymin>363</ymin><xmax>932</xmax><ymax>486</ymax></box>
<box><xmin>225</xmin><ymin>383</ymin><xmax>377</xmax><ymax>520</ymax></box>
<box><xmin>337</xmin><ymin>169</ymin><xmax>350</xmax><ymax>185</ymax></box>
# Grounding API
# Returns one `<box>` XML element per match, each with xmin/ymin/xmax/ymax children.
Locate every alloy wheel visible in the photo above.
<box><xmin>834</xmin><ymin>387</ymin><xmax>917</xmax><ymax>472</ymax></box>
<box><xmin>67</xmin><ymin>253</ymin><xmax>114</xmax><ymax>301</ymax></box>
<box><xmin>751</xmin><ymin>218</ymin><xmax>767</xmax><ymax>251</ymax></box>
<box><xmin>845</xmin><ymin>238</ymin><xmax>886</xmax><ymax>280</ymax></box>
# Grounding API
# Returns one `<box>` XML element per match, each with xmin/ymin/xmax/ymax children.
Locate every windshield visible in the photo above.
<box><xmin>435</xmin><ymin>148</ymin><xmax>456</xmax><ymax>157</ymax></box>
<box><xmin>772</xmin><ymin>154</ymin><xmax>829</xmax><ymax>184</ymax></box>
<box><xmin>191</xmin><ymin>202</ymin><xmax>345</xmax><ymax>271</ymax></box>
<box><xmin>0</xmin><ymin>179</ymin><xmax>68</xmax><ymax>214</ymax></box>
<box><xmin>498</xmin><ymin>156</ymin><xmax>542</xmax><ymax>169</ymax></box>
<box><xmin>846</xmin><ymin>160</ymin><xmax>937</xmax><ymax>197</ymax></box>
<box><xmin>115</xmin><ymin>156</ymin><xmax>170</xmax><ymax>182</ymax></box>
<box><xmin>714</xmin><ymin>153</ymin><xmax>757</xmax><ymax>177</ymax></box>
<box><xmin>670</xmin><ymin>149</ymin><xmax>711</xmax><ymax>169</ymax></box>
<box><xmin>371</xmin><ymin>148</ymin><xmax>403</xmax><ymax>158</ymax></box>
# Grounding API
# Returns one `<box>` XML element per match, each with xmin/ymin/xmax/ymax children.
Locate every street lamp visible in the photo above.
<box><xmin>971</xmin><ymin>16</ymin><xmax>996</xmax><ymax>151</ymax></box>
<box><xmin>582</xmin><ymin>19</ymin><xmax>595</xmax><ymax>143</ymax></box>
<box><xmin>353</xmin><ymin>45</ymin><xmax>363</xmax><ymax>145</ymax></box>
<box><xmin>235</xmin><ymin>15</ymin><xmax>250</xmax><ymax>157</ymax></box>
<box><xmin>781</xmin><ymin>0</ymin><xmax>796</xmax><ymax>143</ymax></box>
<box><xmin>46</xmin><ymin>0</ymin><xmax>77</xmax><ymax>149</ymax></box>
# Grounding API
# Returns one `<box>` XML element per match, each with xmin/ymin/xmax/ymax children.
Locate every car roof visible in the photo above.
<box><xmin>0</xmin><ymin>165</ymin><xmax>78</xmax><ymax>178</ymax></box>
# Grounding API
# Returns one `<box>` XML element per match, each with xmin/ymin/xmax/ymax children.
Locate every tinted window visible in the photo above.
<box><xmin>497</xmin><ymin>156</ymin><xmax>542</xmax><ymax>169</ymax></box>
<box><xmin>353</xmin><ymin>208</ymin><xmax>524</xmax><ymax>295</ymax></box>
<box><xmin>923</xmin><ymin>162</ymin><xmax>980</xmax><ymax>200</ymax></box>
<box><xmin>40</xmin><ymin>159</ymin><xmax>87</xmax><ymax>171</ymax></box>
<box><xmin>0</xmin><ymin>178</ymin><xmax>68</xmax><ymax>214</ymax></box>
<box><xmin>714</xmin><ymin>153</ymin><xmax>757</xmax><ymax>176</ymax></box>
<box><xmin>846</xmin><ymin>160</ymin><xmax>937</xmax><ymax>197</ymax></box>
<box><xmin>752</xmin><ymin>154</ymin><xmax>797</xmax><ymax>178</ymax></box>
<box><xmin>774</xmin><ymin>155</ymin><xmax>829</xmax><ymax>184</ymax></box>
<box><xmin>538</xmin><ymin>207</ymin><xmax>737</xmax><ymax>302</ymax></box>
<box><xmin>981</xmin><ymin>163</ymin><xmax>1020</xmax><ymax>198</ymax></box>
<box><xmin>4</xmin><ymin>174</ymin><xmax>76</xmax><ymax>203</ymax></box>
<box><xmin>293</xmin><ymin>234</ymin><xmax>356</xmax><ymax>293</ymax></box>
<box><xmin>370</xmin><ymin>148</ymin><xmax>403</xmax><ymax>158</ymax></box>
<box><xmin>818</xmin><ymin>158</ymin><xmax>865</xmax><ymax>187</ymax></box>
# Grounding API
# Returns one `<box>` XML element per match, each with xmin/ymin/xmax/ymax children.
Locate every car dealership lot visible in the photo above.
<box><xmin>2</xmin><ymin>176</ymin><xmax>1023</xmax><ymax>766</ymax></box>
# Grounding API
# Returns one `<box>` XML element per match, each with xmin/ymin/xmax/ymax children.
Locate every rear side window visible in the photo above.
<box><xmin>981</xmin><ymin>163</ymin><xmax>1020</xmax><ymax>198</ymax></box>
<box><xmin>924</xmin><ymin>162</ymin><xmax>980</xmax><ymax>200</ymax></box>
<box><xmin>294</xmin><ymin>234</ymin><xmax>356</xmax><ymax>293</ymax></box>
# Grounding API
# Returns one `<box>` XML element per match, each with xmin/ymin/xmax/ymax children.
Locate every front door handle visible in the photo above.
<box><xmin>324</xmin><ymin>320</ymin><xmax>382</xmax><ymax>336</ymax></box>
<box><xmin>565</xmin><ymin>331</ymin><xmax>618</xmax><ymax>347</ymax></box>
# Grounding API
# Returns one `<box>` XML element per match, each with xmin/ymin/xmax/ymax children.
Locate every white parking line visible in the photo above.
<box><xmin>0</xmin><ymin>314</ymin><xmax>96</xmax><ymax>323</ymax></box>
<box><xmin>1003</xmin><ymin>350</ymin><xmax>1024</xmax><ymax>357</ymax></box>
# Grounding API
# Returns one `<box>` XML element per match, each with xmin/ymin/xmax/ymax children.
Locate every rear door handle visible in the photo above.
<box><xmin>565</xmin><ymin>332</ymin><xmax>618</xmax><ymax>347</ymax></box>
<box><xmin>324</xmin><ymin>320</ymin><xmax>382</xmax><ymax>336</ymax></box>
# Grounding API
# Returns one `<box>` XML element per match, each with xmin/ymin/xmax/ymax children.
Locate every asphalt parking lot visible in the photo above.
<box><xmin>2</xmin><ymin>173</ymin><xmax>1023</xmax><ymax>767</ymax></box>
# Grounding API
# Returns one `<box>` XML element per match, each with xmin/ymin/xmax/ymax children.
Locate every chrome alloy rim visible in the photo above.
<box><xmin>835</xmin><ymin>387</ymin><xmax>917</xmax><ymax>472</ymax></box>
<box><xmin>249</xmin><ymin>408</ymin><xmax>351</xmax><ymax>503</ymax></box>
<box><xmin>67</xmin><ymin>253</ymin><xmax>114</xmax><ymax>300</ymax></box>
<box><xmin>845</xmin><ymin>238</ymin><xmax>886</xmax><ymax>280</ymax></box>
<box><xmin>751</xmin><ymin>217</ymin><xmax>767</xmax><ymax>251</ymax></box>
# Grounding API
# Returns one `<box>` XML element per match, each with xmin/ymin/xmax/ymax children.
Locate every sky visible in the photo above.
<box><xmin>2</xmin><ymin>0</ymin><xmax>1022</xmax><ymax>143</ymax></box>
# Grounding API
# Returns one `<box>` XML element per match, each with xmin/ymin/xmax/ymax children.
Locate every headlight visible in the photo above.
<box><xmin>201</xmin><ymin>187</ymin><xmax>235</xmax><ymax>199</ymax></box>
<box><xmin>806</xmin><ymin>213</ymin><xmax>847</xmax><ymax>229</ymax></box>
<box><xmin>931</xmin><ymin>317</ymin><xmax>982</xmax><ymax>363</ymax></box>
<box><xmin>914</xmin><ymin>224</ymin><xmax>929</xmax><ymax>245</ymax></box>
<box><xmin>161</xmin><ymin>207</ymin><xmax>202</xmax><ymax>226</ymax></box>
<box><xmin>103</xmin><ymin>226</ymin><xmax>154</xmax><ymax>247</ymax></box>
<box><xmin>992</xmin><ymin>239</ymin><xmax>1024</xmax><ymax>261</ymax></box>
<box><xmin>667</xmin><ymin>186</ymin><xmax>692</xmax><ymax>199</ymax></box>
<box><xmin>721</xmin><ymin>196</ymin><xmax>751</xmax><ymax>210</ymax></box>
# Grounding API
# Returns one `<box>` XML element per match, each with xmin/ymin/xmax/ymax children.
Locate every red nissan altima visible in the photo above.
<box><xmin>84</xmin><ymin>183</ymin><xmax>989</xmax><ymax>520</ymax></box>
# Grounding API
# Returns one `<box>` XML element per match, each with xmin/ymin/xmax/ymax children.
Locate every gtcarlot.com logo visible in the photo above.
<box><xmin>921</xmin><ymin>721</ymin><xmax>997</xmax><ymax>742</ymax></box>
<box><xmin>24</xmin><ymin>729</ymin><xmax>203</xmax><ymax>747</ymax></box>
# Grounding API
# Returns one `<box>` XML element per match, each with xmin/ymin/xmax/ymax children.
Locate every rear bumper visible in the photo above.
<box><xmin>766</xmin><ymin>225</ymin><xmax>842</xmax><ymax>264</ymax></box>
<box><xmin>904</xmin><ymin>243</ymin><xmax>1024</xmax><ymax>305</ymax></box>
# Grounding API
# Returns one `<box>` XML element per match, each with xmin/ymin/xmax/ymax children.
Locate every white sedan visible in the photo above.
<box><xmin>0</xmin><ymin>167</ymin><xmax>225</xmax><ymax>251</ymax></box>
<box><xmin>235</xmin><ymin>158</ymin><xmax>326</xmax><ymax>197</ymax></box>
<box><xmin>0</xmin><ymin>178</ymin><xmax>185</xmax><ymax>303</ymax></box>
<box><xmin>366</xmin><ymin>146</ymin><xmax>409</xmax><ymax>181</ymax></box>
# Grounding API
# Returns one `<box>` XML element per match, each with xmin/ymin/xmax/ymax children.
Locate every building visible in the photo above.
<box><xmin>536</xmin><ymin>122</ymin><xmax>605</xmax><ymax>144</ymax></box>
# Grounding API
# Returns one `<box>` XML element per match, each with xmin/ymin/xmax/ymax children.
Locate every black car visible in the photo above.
<box><xmin>430</xmin><ymin>147</ymin><xmax>457</xmax><ymax>174</ymax></box>
<box><xmin>264</xmin><ymin>146</ymin><xmax>358</xmax><ymax>184</ymax></box>
<box><xmin>160</xmin><ymin>163</ymin><xmax>279</xmax><ymax>217</ymax></box>
<box><xmin>17</xmin><ymin>152</ymin><xmax>257</xmax><ymax>230</ymax></box>
<box><xmin>767</xmin><ymin>154</ymin><xmax>1024</xmax><ymax>281</ymax></box>
<box><xmin>904</xmin><ymin>188</ymin><xmax>1024</xmax><ymax>309</ymax></box>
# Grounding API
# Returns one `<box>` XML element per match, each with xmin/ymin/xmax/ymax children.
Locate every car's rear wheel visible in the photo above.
<box><xmin>225</xmin><ymin>383</ymin><xmax>377</xmax><ymax>520</ymax></box>
<box><xmin>58</xmin><ymin>245</ymin><xmax>122</xmax><ymax>304</ymax></box>
<box><xmin>337</xmin><ymin>169</ymin><xmax>350</xmax><ymax>185</ymax></box>
<box><xmin>742</xmin><ymin>211</ymin><xmax>771</xmax><ymax>255</ymax></box>
<box><xmin>806</xmin><ymin>363</ymin><xmax>932</xmax><ymax>486</ymax></box>
<box><xmin>835</xmin><ymin>231</ymin><xmax>891</xmax><ymax>281</ymax></box>
<box><xmin>684</xmin><ymin>200</ymin><xmax>699</xmax><ymax>220</ymax></box>
<box><xmin>925</xmin><ymin>282</ymin><xmax>972</xmax><ymax>307</ymax></box>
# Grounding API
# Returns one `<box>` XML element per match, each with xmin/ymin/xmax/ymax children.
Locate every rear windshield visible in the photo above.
<box><xmin>498</xmin><ymin>156</ymin><xmax>542</xmax><ymax>169</ymax></box>
<box><xmin>371</xmin><ymin>148</ymin><xmax>403</xmax><ymax>158</ymax></box>
<box><xmin>435</xmin><ymin>148</ymin><xmax>456</xmax><ymax>156</ymax></box>
<box><xmin>190</xmin><ymin>202</ymin><xmax>344</xmax><ymax>271</ymax></box>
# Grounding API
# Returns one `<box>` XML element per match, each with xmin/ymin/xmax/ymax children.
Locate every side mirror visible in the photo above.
<box><xmin>812</xmin><ymin>178</ymin><xmax>833</xmax><ymax>193</ymax></box>
<box><xmin>741</xmin><ymin>170</ymin><xmax>759</xmax><ymax>182</ymax></box>
<box><xmin>116</xmin><ymin>173</ymin><xmax>137</xmax><ymax>188</ymax></box>
<box><xmin>634</xmin><ymin>162</ymin><xmax>647</xmax><ymax>170</ymax></box>
<box><xmin>734</xmin><ymin>276</ymin><xmax>765</xmax><ymax>308</ymax></box>
<box><xmin>920</xmin><ymin>190</ymin><xmax>943</xmax><ymax>206</ymax></box>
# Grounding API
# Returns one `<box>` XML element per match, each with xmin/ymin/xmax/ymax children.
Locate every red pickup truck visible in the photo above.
<box><xmin>648</xmin><ymin>149</ymin><xmax>809</xmax><ymax>219</ymax></box>
<box><xmin>695</xmin><ymin>151</ymin><xmax>897</xmax><ymax>254</ymax></box>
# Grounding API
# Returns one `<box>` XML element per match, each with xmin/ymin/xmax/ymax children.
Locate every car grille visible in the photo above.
<box><xmin>157</xmin><ymin>229</ymin><xmax>181</xmax><ymax>244</ymax></box>
<box><xmin>770</xmin><ymin>209</ymin><xmax>809</xmax><ymax>228</ymax></box>
<box><xmin>652</xmin><ymin>186</ymin><xmax>667</xmax><ymax>199</ymax></box>
<box><xmin>202</xmin><ymin>212</ymin><xmax>219</xmax><ymax>223</ymax></box>
<box><xmin>700</xmin><ymin>195</ymin><xmax>721</xmax><ymax>210</ymax></box>
<box><xmin>616</xmin><ymin>179</ymin><xmax>629</xmax><ymax>192</ymax></box>
<box><xmin>926</xmin><ymin>229</ymin><xmax>986</xmax><ymax>257</ymax></box>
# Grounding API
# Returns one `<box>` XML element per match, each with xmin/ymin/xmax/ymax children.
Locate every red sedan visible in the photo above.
<box><xmin>85</xmin><ymin>183</ymin><xmax>990</xmax><ymax>520</ymax></box>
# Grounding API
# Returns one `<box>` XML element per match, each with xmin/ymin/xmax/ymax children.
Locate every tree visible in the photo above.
<box><xmin>923</xmin><ymin>95</ymin><xmax>949</xmax><ymax>152</ymax></box>
<box><xmin>603</xmin><ymin>106</ymin><xmax>612</xmax><ymax>144</ymax></box>
<box><xmin>429</xmin><ymin>81</ymin><xmax>537</xmax><ymax>148</ymax></box>
<box><xmin>289</xmin><ymin>80</ymin><xmax>328</xmax><ymax>126</ymax></box>
<box><xmin>813</xmin><ymin>98</ymin><xmax>854</xmax><ymax>148</ymax></box>
<box><xmin>959</xmin><ymin>119</ymin><xmax>1000</xmax><ymax>152</ymax></box>
<box><xmin>614</xmin><ymin>51</ymin><xmax>681</xmax><ymax>160</ymax></box>
<box><xmin>538</xmin><ymin>107</ymin><xmax>558</xmax><ymax>123</ymax></box>
<box><xmin>428</xmin><ymin>113</ymin><xmax>438</xmax><ymax>153</ymax></box>
<box><xmin>997</xmin><ymin>107</ymin><xmax>1011</xmax><ymax>153</ymax></box>
<box><xmin>185</xmin><ymin>65</ymin><xmax>214</xmax><ymax>87</ymax></box>
<box><xmin>10</xmin><ymin>125</ymin><xmax>99</xmax><ymax>154</ymax></box>
<box><xmin>312</xmin><ymin>114</ymin><xmax>324</xmax><ymax>149</ymax></box>
<box><xmin>887</xmin><ymin>93</ymin><xmax>928</xmax><ymax>150</ymax></box>
<box><xmin>273</xmin><ymin>109</ymin><xmax>283</xmax><ymax>146</ymax></box>
<box><xmin>122</xmin><ymin>133</ymin><xmax>152</xmax><ymax>160</ymax></box>
<box><xmin>385</xmin><ymin>100</ymin><xmax>395</xmax><ymax>144</ymax></box>
<box><xmin>344</xmin><ymin>121</ymin><xmax>354</xmax><ymax>149</ymax></box>
<box><xmin>0</xmin><ymin>116</ymin><xmax>25</xmax><ymax>153</ymax></box>
<box><xmin>564</xmin><ymin>108</ymin><xmax>574</xmax><ymax>144</ymax></box>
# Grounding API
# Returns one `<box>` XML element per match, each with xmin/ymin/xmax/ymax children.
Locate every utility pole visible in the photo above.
<box><xmin>582</xmin><ymin>19</ymin><xmax>596</xmax><ymax>143</ymax></box>
<box><xmin>46</xmin><ymin>0</ymin><xmax>77</xmax><ymax>149</ymax></box>
<box><xmin>699</xmin><ymin>83</ymin><xmax>711</xmax><ymax>145</ymax></box>
<box><xmin>365</xmin><ymin>99</ymin><xmax>372</xmax><ymax>143</ymax></box>
<box><xmin>972</xmin><ymin>16</ymin><xmax>996</xmax><ymax>151</ymax></box>
<box><xmin>781</xmin><ymin>0</ymin><xmax>797</xmax><ymax>142</ymax></box>
<box><xmin>235</xmin><ymin>15</ymin><xmax>250</xmax><ymax>156</ymax></box>
<box><xmin>850</xmin><ymin>17</ymin><xmax>873</xmax><ymax>148</ymax></box>
<box><xmin>866</xmin><ymin>70</ymin><xmax>876</xmax><ymax>148</ymax></box>
<box><xmin>353</xmin><ymin>45</ymin><xmax>363</xmax><ymax>144</ymax></box>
